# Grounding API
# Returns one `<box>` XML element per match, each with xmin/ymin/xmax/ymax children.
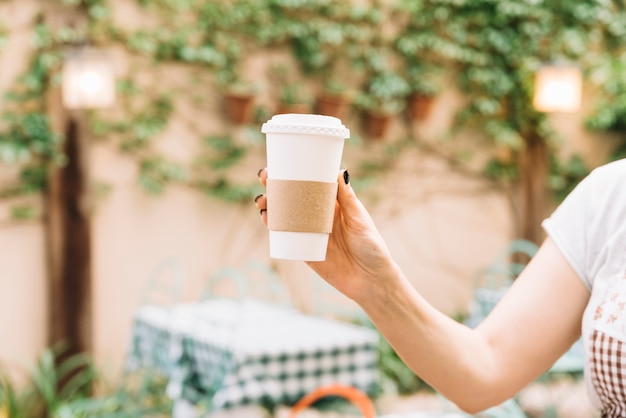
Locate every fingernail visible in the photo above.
<box><xmin>254</xmin><ymin>194</ymin><xmax>263</xmax><ymax>203</ymax></box>
<box><xmin>257</xmin><ymin>168</ymin><xmax>263</xmax><ymax>177</ymax></box>
<box><xmin>343</xmin><ymin>169</ymin><xmax>350</xmax><ymax>185</ymax></box>
<box><xmin>260</xmin><ymin>209</ymin><xmax>267</xmax><ymax>215</ymax></box>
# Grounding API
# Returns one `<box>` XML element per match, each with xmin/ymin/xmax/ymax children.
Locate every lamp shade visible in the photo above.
<box><xmin>533</xmin><ymin>64</ymin><xmax>582</xmax><ymax>113</ymax></box>
<box><xmin>62</xmin><ymin>48</ymin><xmax>115</xmax><ymax>109</ymax></box>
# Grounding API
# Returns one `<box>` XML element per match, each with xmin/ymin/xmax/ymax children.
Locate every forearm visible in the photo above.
<box><xmin>358</xmin><ymin>263</ymin><xmax>513</xmax><ymax>413</ymax></box>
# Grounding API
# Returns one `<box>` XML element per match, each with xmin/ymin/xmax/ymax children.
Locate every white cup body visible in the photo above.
<box><xmin>262</xmin><ymin>114</ymin><xmax>349</xmax><ymax>261</ymax></box>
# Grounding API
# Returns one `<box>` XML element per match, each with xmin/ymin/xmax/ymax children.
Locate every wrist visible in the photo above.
<box><xmin>354</xmin><ymin>260</ymin><xmax>408</xmax><ymax>309</ymax></box>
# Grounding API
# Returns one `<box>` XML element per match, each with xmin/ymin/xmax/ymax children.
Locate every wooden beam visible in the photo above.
<box><xmin>45</xmin><ymin>112</ymin><xmax>92</xmax><ymax>355</ymax></box>
<box><xmin>517</xmin><ymin>135</ymin><xmax>549</xmax><ymax>245</ymax></box>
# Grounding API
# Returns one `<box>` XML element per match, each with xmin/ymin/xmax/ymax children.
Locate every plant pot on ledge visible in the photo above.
<box><xmin>407</xmin><ymin>93</ymin><xmax>436</xmax><ymax>121</ymax></box>
<box><xmin>224</xmin><ymin>92</ymin><xmax>256</xmax><ymax>124</ymax></box>
<box><xmin>316</xmin><ymin>93</ymin><xmax>351</xmax><ymax>120</ymax></box>
<box><xmin>364</xmin><ymin>112</ymin><xmax>394</xmax><ymax>140</ymax></box>
<box><xmin>277</xmin><ymin>102</ymin><xmax>311</xmax><ymax>114</ymax></box>
<box><xmin>355</xmin><ymin>70</ymin><xmax>411</xmax><ymax>140</ymax></box>
<box><xmin>276</xmin><ymin>82</ymin><xmax>311</xmax><ymax>114</ymax></box>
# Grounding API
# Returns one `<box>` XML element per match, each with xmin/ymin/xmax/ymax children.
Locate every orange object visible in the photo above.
<box><xmin>288</xmin><ymin>384</ymin><xmax>376</xmax><ymax>418</ymax></box>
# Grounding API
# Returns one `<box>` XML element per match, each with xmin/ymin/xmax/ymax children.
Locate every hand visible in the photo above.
<box><xmin>255</xmin><ymin>168</ymin><xmax>397</xmax><ymax>303</ymax></box>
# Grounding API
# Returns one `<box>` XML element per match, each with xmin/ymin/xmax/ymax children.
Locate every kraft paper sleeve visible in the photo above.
<box><xmin>267</xmin><ymin>179</ymin><xmax>338</xmax><ymax>233</ymax></box>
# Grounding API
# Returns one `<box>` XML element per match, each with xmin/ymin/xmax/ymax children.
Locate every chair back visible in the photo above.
<box><xmin>140</xmin><ymin>258</ymin><xmax>186</xmax><ymax>306</ymax></box>
<box><xmin>202</xmin><ymin>260</ymin><xmax>290</xmax><ymax>306</ymax></box>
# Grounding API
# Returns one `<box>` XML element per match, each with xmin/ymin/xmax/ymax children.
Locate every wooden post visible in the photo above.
<box><xmin>517</xmin><ymin>134</ymin><xmax>549</xmax><ymax>245</ymax></box>
<box><xmin>45</xmin><ymin>94</ymin><xmax>92</xmax><ymax>356</ymax></box>
<box><xmin>42</xmin><ymin>2</ymin><xmax>93</xmax><ymax>358</ymax></box>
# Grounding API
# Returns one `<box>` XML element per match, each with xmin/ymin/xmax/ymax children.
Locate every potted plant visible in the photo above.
<box><xmin>354</xmin><ymin>71</ymin><xmax>411</xmax><ymax>139</ymax></box>
<box><xmin>316</xmin><ymin>79</ymin><xmax>353</xmax><ymax>120</ymax></box>
<box><xmin>224</xmin><ymin>81</ymin><xmax>258</xmax><ymax>124</ymax></box>
<box><xmin>405</xmin><ymin>63</ymin><xmax>443</xmax><ymax>121</ymax></box>
<box><xmin>266</xmin><ymin>65</ymin><xmax>311</xmax><ymax>114</ymax></box>
<box><xmin>219</xmin><ymin>73</ymin><xmax>259</xmax><ymax>125</ymax></box>
<box><xmin>277</xmin><ymin>81</ymin><xmax>311</xmax><ymax>114</ymax></box>
<box><xmin>216</xmin><ymin>61</ymin><xmax>259</xmax><ymax>125</ymax></box>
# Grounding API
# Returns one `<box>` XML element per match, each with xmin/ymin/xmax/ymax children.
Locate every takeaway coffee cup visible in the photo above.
<box><xmin>261</xmin><ymin>114</ymin><xmax>350</xmax><ymax>261</ymax></box>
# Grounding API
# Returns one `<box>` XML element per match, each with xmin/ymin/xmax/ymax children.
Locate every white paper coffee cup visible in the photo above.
<box><xmin>261</xmin><ymin>114</ymin><xmax>350</xmax><ymax>261</ymax></box>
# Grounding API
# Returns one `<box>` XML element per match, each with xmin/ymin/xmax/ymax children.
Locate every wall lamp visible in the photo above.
<box><xmin>62</xmin><ymin>47</ymin><xmax>115</xmax><ymax>110</ymax></box>
<box><xmin>533</xmin><ymin>63</ymin><xmax>582</xmax><ymax>113</ymax></box>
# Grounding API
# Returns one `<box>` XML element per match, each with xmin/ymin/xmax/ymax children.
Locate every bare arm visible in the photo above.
<box><xmin>255</xmin><ymin>168</ymin><xmax>590</xmax><ymax>413</ymax></box>
<box><xmin>361</xmin><ymin>238</ymin><xmax>588</xmax><ymax>412</ymax></box>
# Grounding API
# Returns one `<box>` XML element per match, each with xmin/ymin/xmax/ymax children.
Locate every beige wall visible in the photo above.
<box><xmin>0</xmin><ymin>0</ymin><xmax>617</xmax><ymax>384</ymax></box>
<box><xmin>0</xmin><ymin>0</ymin><xmax>49</xmax><ymax>383</ymax></box>
<box><xmin>0</xmin><ymin>220</ymin><xmax>48</xmax><ymax>382</ymax></box>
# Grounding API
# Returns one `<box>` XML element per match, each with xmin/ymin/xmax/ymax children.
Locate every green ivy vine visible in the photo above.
<box><xmin>0</xmin><ymin>24</ymin><xmax>65</xmax><ymax>201</ymax></box>
<box><xmin>1</xmin><ymin>0</ymin><xmax>626</xmax><ymax>213</ymax></box>
<box><xmin>394</xmin><ymin>0</ymin><xmax>626</xmax><ymax>199</ymax></box>
<box><xmin>586</xmin><ymin>51</ymin><xmax>626</xmax><ymax>159</ymax></box>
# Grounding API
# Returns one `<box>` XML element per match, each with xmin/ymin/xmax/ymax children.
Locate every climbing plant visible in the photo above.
<box><xmin>0</xmin><ymin>23</ymin><xmax>67</xmax><ymax>201</ymax></box>
<box><xmin>586</xmin><ymin>52</ymin><xmax>626</xmax><ymax>160</ymax></box>
<box><xmin>396</xmin><ymin>0</ymin><xmax>625</xmax><ymax>190</ymax></box>
<box><xmin>0</xmin><ymin>0</ymin><xmax>625</xmax><ymax>215</ymax></box>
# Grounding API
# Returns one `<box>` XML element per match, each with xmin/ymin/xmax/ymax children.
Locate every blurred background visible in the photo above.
<box><xmin>0</xmin><ymin>0</ymin><xmax>624</xmax><ymax>416</ymax></box>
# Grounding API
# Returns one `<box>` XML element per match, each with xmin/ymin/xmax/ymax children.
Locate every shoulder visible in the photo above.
<box><xmin>542</xmin><ymin>158</ymin><xmax>626</xmax><ymax>289</ymax></box>
<box><xmin>559</xmin><ymin>158</ymin><xmax>626</xmax><ymax>210</ymax></box>
<box><xmin>585</xmin><ymin>158</ymin><xmax>626</xmax><ymax>187</ymax></box>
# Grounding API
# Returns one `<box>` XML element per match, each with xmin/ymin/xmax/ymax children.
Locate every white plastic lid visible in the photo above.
<box><xmin>261</xmin><ymin>114</ymin><xmax>350</xmax><ymax>139</ymax></box>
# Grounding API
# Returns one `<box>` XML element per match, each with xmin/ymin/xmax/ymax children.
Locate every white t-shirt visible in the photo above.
<box><xmin>542</xmin><ymin>158</ymin><xmax>626</xmax><ymax>415</ymax></box>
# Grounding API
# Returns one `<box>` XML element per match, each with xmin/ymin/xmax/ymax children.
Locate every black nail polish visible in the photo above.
<box><xmin>260</xmin><ymin>209</ymin><xmax>267</xmax><ymax>215</ymax></box>
<box><xmin>257</xmin><ymin>168</ymin><xmax>263</xmax><ymax>177</ymax></box>
<box><xmin>343</xmin><ymin>169</ymin><xmax>350</xmax><ymax>185</ymax></box>
<box><xmin>254</xmin><ymin>194</ymin><xmax>263</xmax><ymax>203</ymax></box>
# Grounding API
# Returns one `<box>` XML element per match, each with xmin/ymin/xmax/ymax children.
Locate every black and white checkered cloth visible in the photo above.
<box><xmin>128</xmin><ymin>299</ymin><xmax>379</xmax><ymax>411</ymax></box>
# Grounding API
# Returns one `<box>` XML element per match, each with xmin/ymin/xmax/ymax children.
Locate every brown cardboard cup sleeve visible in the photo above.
<box><xmin>267</xmin><ymin>179</ymin><xmax>338</xmax><ymax>233</ymax></box>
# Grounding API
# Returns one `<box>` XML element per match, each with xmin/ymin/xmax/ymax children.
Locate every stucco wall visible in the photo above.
<box><xmin>0</xmin><ymin>0</ymin><xmax>618</xmax><ymax>385</ymax></box>
<box><xmin>0</xmin><ymin>0</ymin><xmax>49</xmax><ymax>383</ymax></box>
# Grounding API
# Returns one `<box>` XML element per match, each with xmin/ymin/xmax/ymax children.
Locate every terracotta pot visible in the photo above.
<box><xmin>407</xmin><ymin>93</ymin><xmax>436</xmax><ymax>121</ymax></box>
<box><xmin>277</xmin><ymin>102</ymin><xmax>310</xmax><ymax>114</ymax></box>
<box><xmin>364</xmin><ymin>112</ymin><xmax>393</xmax><ymax>139</ymax></box>
<box><xmin>316</xmin><ymin>94</ymin><xmax>351</xmax><ymax>119</ymax></box>
<box><xmin>224</xmin><ymin>93</ymin><xmax>255</xmax><ymax>124</ymax></box>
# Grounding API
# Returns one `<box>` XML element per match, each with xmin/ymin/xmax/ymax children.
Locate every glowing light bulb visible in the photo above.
<box><xmin>533</xmin><ymin>64</ymin><xmax>582</xmax><ymax>113</ymax></box>
<box><xmin>78</xmin><ymin>70</ymin><xmax>104</xmax><ymax>95</ymax></box>
<box><xmin>62</xmin><ymin>49</ymin><xmax>115</xmax><ymax>109</ymax></box>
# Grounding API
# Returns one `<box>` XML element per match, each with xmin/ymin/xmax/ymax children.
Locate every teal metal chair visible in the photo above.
<box><xmin>201</xmin><ymin>260</ymin><xmax>291</xmax><ymax>306</ymax></box>
<box><xmin>140</xmin><ymin>258</ymin><xmax>186</xmax><ymax>306</ymax></box>
<box><xmin>201</xmin><ymin>266</ymin><xmax>249</xmax><ymax>301</ymax></box>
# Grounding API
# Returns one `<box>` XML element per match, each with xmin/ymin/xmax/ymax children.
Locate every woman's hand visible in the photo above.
<box><xmin>255</xmin><ymin>168</ymin><xmax>398</xmax><ymax>303</ymax></box>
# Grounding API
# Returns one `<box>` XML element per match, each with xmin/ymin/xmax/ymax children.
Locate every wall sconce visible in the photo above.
<box><xmin>533</xmin><ymin>63</ymin><xmax>582</xmax><ymax>113</ymax></box>
<box><xmin>62</xmin><ymin>48</ymin><xmax>115</xmax><ymax>109</ymax></box>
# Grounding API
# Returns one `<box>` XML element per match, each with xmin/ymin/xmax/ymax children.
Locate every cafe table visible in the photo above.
<box><xmin>126</xmin><ymin>298</ymin><xmax>380</xmax><ymax>414</ymax></box>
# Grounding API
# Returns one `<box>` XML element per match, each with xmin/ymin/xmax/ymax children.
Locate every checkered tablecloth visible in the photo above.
<box><xmin>127</xmin><ymin>299</ymin><xmax>380</xmax><ymax>411</ymax></box>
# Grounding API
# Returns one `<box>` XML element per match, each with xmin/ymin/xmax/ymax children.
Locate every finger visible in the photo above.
<box><xmin>254</xmin><ymin>193</ymin><xmax>268</xmax><ymax>226</ymax></box>
<box><xmin>254</xmin><ymin>193</ymin><xmax>266</xmax><ymax>211</ymax></box>
<box><xmin>258</xmin><ymin>167</ymin><xmax>267</xmax><ymax>186</ymax></box>
<box><xmin>336</xmin><ymin>169</ymin><xmax>374</xmax><ymax>225</ymax></box>
<box><xmin>337</xmin><ymin>169</ymin><xmax>359</xmax><ymax>211</ymax></box>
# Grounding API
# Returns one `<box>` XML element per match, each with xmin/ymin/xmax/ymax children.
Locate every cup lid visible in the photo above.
<box><xmin>261</xmin><ymin>114</ymin><xmax>350</xmax><ymax>139</ymax></box>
